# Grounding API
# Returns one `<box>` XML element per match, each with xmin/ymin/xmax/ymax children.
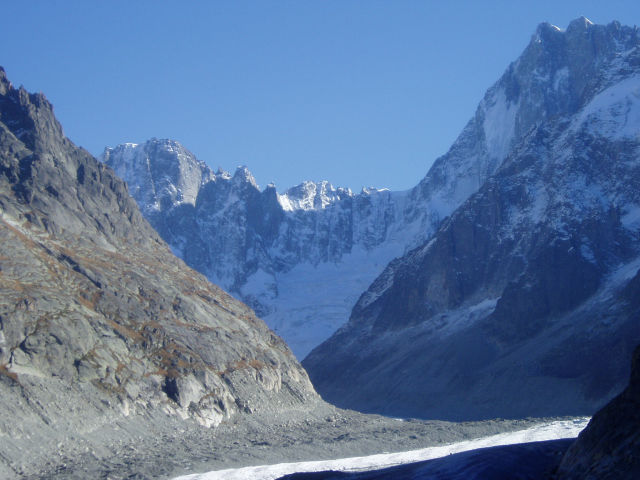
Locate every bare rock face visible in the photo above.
<box><xmin>0</xmin><ymin>66</ymin><xmax>316</xmax><ymax>477</ymax></box>
<box><xmin>303</xmin><ymin>19</ymin><xmax>640</xmax><ymax>420</ymax></box>
<box><xmin>557</xmin><ymin>344</ymin><xmax>640</xmax><ymax>479</ymax></box>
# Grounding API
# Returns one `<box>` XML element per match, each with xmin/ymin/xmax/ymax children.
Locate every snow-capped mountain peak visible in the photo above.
<box><xmin>566</xmin><ymin>15</ymin><xmax>594</xmax><ymax>32</ymax></box>
<box><xmin>101</xmin><ymin>138</ymin><xmax>212</xmax><ymax>213</ymax></box>
<box><xmin>278</xmin><ymin>180</ymin><xmax>352</xmax><ymax>211</ymax></box>
<box><xmin>232</xmin><ymin>165</ymin><xmax>259</xmax><ymax>188</ymax></box>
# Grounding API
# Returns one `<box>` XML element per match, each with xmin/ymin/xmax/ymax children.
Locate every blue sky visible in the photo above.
<box><xmin>2</xmin><ymin>1</ymin><xmax>640</xmax><ymax>191</ymax></box>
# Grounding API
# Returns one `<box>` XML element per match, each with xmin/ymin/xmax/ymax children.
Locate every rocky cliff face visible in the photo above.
<box><xmin>303</xmin><ymin>19</ymin><xmax>640</xmax><ymax>420</ymax></box>
<box><xmin>557</xmin><ymin>343</ymin><xmax>640</xmax><ymax>479</ymax></box>
<box><xmin>0</xmin><ymin>66</ymin><xmax>317</xmax><ymax>477</ymax></box>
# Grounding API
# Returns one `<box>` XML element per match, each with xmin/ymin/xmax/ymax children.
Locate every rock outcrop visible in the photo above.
<box><xmin>303</xmin><ymin>19</ymin><xmax>640</xmax><ymax>420</ymax></box>
<box><xmin>0</xmin><ymin>66</ymin><xmax>316</xmax><ymax>478</ymax></box>
<box><xmin>556</xmin><ymin>344</ymin><xmax>640</xmax><ymax>479</ymax></box>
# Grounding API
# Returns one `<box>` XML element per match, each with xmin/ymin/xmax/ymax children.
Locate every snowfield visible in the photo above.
<box><xmin>173</xmin><ymin>417</ymin><xmax>589</xmax><ymax>480</ymax></box>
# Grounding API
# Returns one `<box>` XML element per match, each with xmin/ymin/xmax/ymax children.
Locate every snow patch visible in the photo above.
<box><xmin>575</xmin><ymin>74</ymin><xmax>640</xmax><ymax>140</ymax></box>
<box><xmin>554</xmin><ymin>67</ymin><xmax>569</xmax><ymax>91</ymax></box>
<box><xmin>437</xmin><ymin>297</ymin><xmax>499</xmax><ymax>336</ymax></box>
<box><xmin>608</xmin><ymin>256</ymin><xmax>640</xmax><ymax>286</ymax></box>
<box><xmin>483</xmin><ymin>88</ymin><xmax>518</xmax><ymax>161</ymax></box>
<box><xmin>580</xmin><ymin>244</ymin><xmax>596</xmax><ymax>264</ymax></box>
<box><xmin>622</xmin><ymin>204</ymin><xmax>640</xmax><ymax>231</ymax></box>
<box><xmin>263</xmin><ymin>241</ymin><xmax>409</xmax><ymax>359</ymax></box>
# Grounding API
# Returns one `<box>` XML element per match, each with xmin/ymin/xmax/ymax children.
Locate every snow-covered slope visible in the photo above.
<box><xmin>304</xmin><ymin>18</ymin><xmax>640</xmax><ymax>420</ymax></box>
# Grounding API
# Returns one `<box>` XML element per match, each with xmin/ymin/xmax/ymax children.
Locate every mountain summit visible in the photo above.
<box><xmin>302</xmin><ymin>19</ymin><xmax>640</xmax><ymax>420</ymax></box>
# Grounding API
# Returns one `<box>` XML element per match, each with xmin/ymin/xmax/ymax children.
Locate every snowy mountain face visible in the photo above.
<box><xmin>103</xmin><ymin>140</ymin><xmax>419</xmax><ymax>358</ymax></box>
<box><xmin>101</xmin><ymin>140</ymin><xmax>213</xmax><ymax>214</ymax></box>
<box><xmin>410</xmin><ymin>18</ymin><xmax>638</xmax><ymax>220</ymax></box>
<box><xmin>303</xmin><ymin>19</ymin><xmax>640</xmax><ymax>420</ymax></box>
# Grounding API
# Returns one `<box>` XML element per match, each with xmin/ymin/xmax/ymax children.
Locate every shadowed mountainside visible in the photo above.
<box><xmin>557</xmin><ymin>344</ymin><xmax>640</xmax><ymax>479</ymax></box>
<box><xmin>304</xmin><ymin>18</ymin><xmax>640</xmax><ymax>421</ymax></box>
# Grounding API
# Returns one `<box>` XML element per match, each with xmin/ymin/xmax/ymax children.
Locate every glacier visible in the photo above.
<box><xmin>172</xmin><ymin>417</ymin><xmax>589</xmax><ymax>480</ymax></box>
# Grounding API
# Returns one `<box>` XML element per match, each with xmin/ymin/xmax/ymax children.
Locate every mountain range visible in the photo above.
<box><xmin>105</xmin><ymin>18</ymin><xmax>640</xmax><ymax>422</ymax></box>
<box><xmin>101</xmin><ymin>140</ymin><xmax>422</xmax><ymax>359</ymax></box>
<box><xmin>1</xmin><ymin>14</ymin><xmax>639</xmax><ymax>480</ymax></box>
<box><xmin>104</xmin><ymin>8</ymin><xmax>589</xmax><ymax>360</ymax></box>
<box><xmin>304</xmin><ymin>18</ymin><xmax>640</xmax><ymax>420</ymax></box>
<box><xmin>0</xmin><ymin>60</ymin><xmax>529</xmax><ymax>480</ymax></box>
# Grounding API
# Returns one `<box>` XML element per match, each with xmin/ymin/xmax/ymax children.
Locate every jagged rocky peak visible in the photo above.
<box><xmin>0</xmin><ymin>66</ymin><xmax>10</xmax><ymax>95</ymax></box>
<box><xmin>519</xmin><ymin>17</ymin><xmax>639</xmax><ymax>110</ymax></box>
<box><xmin>530</xmin><ymin>17</ymin><xmax>634</xmax><ymax>113</ymax></box>
<box><xmin>0</xmin><ymin>74</ymin><xmax>146</xmax><ymax>249</ymax></box>
<box><xmin>278</xmin><ymin>180</ymin><xmax>353</xmax><ymax>211</ymax></box>
<box><xmin>104</xmin><ymin>137</ymin><xmax>372</xmax><ymax>222</ymax></box>
<box><xmin>0</xmin><ymin>71</ymin><xmax>67</xmax><ymax>162</ymax></box>
<box><xmin>566</xmin><ymin>15</ymin><xmax>594</xmax><ymax>31</ymax></box>
<box><xmin>215</xmin><ymin>166</ymin><xmax>232</xmax><ymax>180</ymax></box>
<box><xmin>232</xmin><ymin>165</ymin><xmax>259</xmax><ymax>189</ymax></box>
<box><xmin>104</xmin><ymin>139</ymin><xmax>358</xmax><ymax>213</ymax></box>
<box><xmin>101</xmin><ymin>138</ymin><xmax>214</xmax><ymax>213</ymax></box>
<box><xmin>414</xmin><ymin>17</ymin><xmax>640</xmax><ymax>221</ymax></box>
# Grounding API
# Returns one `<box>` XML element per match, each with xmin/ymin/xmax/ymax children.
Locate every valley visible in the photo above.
<box><xmin>0</xmin><ymin>13</ymin><xmax>639</xmax><ymax>480</ymax></box>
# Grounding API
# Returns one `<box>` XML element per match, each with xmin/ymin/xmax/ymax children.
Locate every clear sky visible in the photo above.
<box><xmin>2</xmin><ymin>1</ymin><xmax>639</xmax><ymax>192</ymax></box>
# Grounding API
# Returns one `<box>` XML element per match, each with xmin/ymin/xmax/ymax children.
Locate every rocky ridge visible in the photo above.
<box><xmin>303</xmin><ymin>18</ymin><xmax>640</xmax><ymax>420</ymax></box>
<box><xmin>0</xmin><ymin>66</ymin><xmax>317</xmax><ymax>477</ymax></box>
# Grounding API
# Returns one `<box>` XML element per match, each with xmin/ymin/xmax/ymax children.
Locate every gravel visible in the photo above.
<box><xmin>4</xmin><ymin>395</ymin><xmax>562</xmax><ymax>480</ymax></box>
